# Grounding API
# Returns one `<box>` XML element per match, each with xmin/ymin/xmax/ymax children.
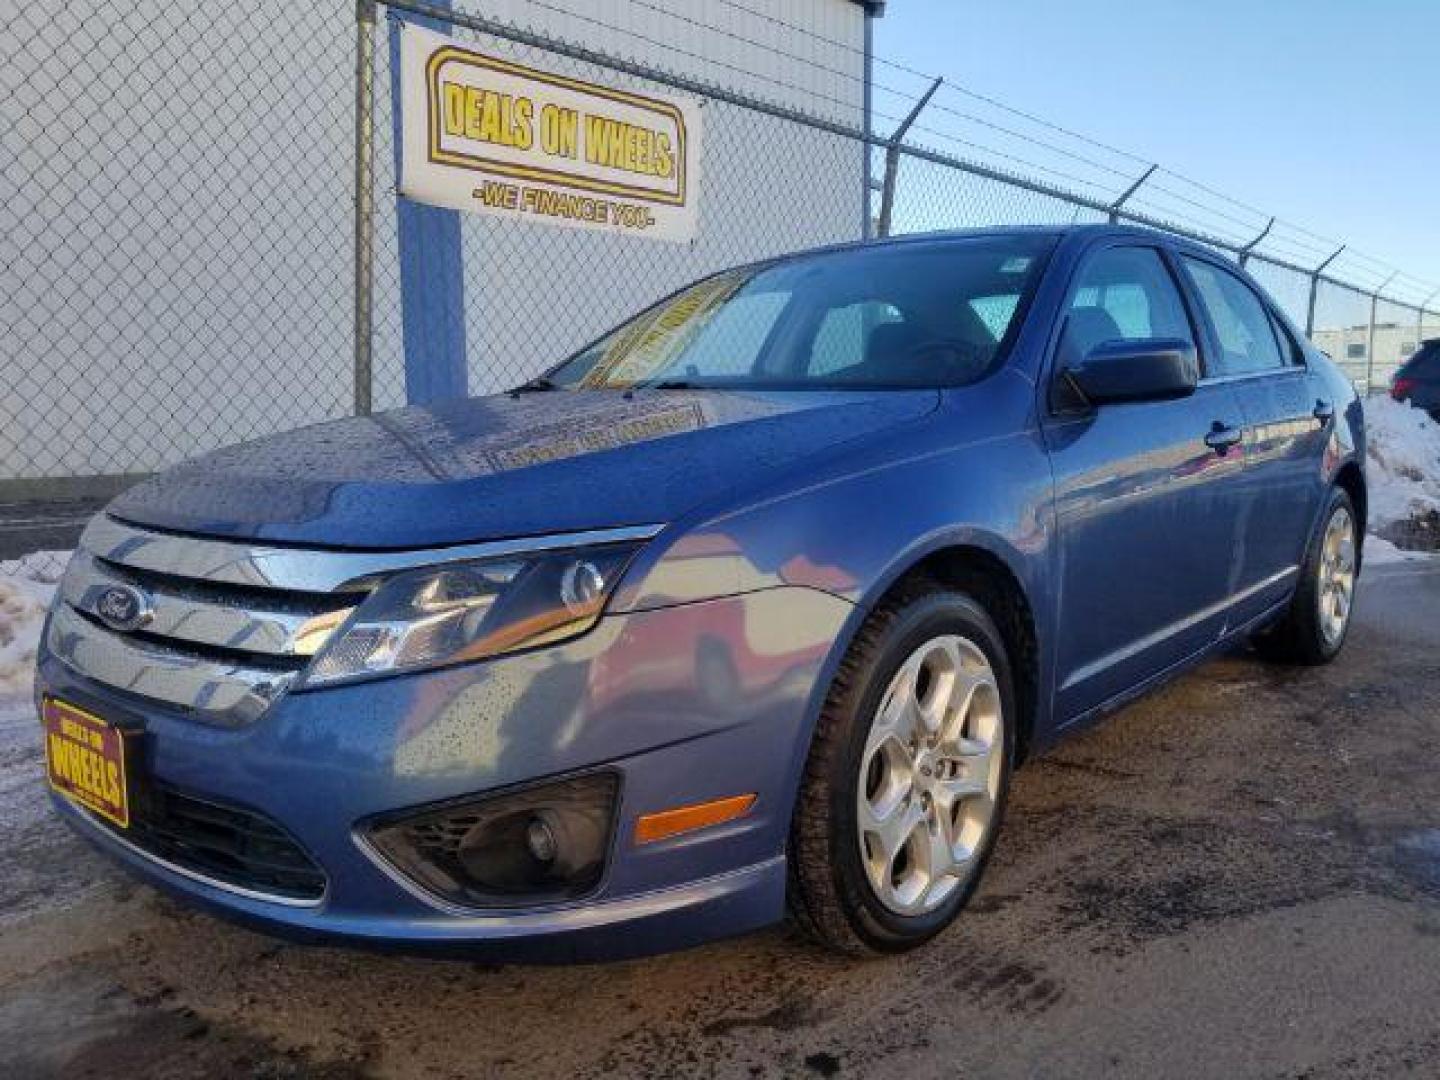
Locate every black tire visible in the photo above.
<box><xmin>1253</xmin><ymin>486</ymin><xmax>1359</xmax><ymax>666</ymax></box>
<box><xmin>788</xmin><ymin>582</ymin><xmax>1016</xmax><ymax>955</ymax></box>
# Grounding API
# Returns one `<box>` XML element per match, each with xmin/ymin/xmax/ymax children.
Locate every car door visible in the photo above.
<box><xmin>1398</xmin><ymin>342</ymin><xmax>1440</xmax><ymax>417</ymax></box>
<box><xmin>1178</xmin><ymin>256</ymin><xmax>1329</xmax><ymax>625</ymax></box>
<box><xmin>1041</xmin><ymin>242</ymin><xmax>1250</xmax><ymax>723</ymax></box>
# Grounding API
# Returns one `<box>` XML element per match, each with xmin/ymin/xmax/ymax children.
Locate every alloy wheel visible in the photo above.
<box><xmin>1317</xmin><ymin>505</ymin><xmax>1357</xmax><ymax>648</ymax></box>
<box><xmin>856</xmin><ymin>634</ymin><xmax>1004</xmax><ymax>916</ymax></box>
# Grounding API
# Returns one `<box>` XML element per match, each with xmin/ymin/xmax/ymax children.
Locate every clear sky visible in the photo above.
<box><xmin>873</xmin><ymin>0</ymin><xmax>1439</xmax><ymax>302</ymax></box>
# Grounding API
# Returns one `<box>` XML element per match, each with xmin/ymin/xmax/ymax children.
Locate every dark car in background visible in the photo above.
<box><xmin>1392</xmin><ymin>338</ymin><xmax>1440</xmax><ymax>419</ymax></box>
<box><xmin>38</xmin><ymin>225</ymin><xmax>1366</xmax><ymax>960</ymax></box>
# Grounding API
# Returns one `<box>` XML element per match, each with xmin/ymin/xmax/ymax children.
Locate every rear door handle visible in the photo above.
<box><xmin>1313</xmin><ymin>399</ymin><xmax>1335</xmax><ymax>423</ymax></box>
<box><xmin>1204</xmin><ymin>422</ymin><xmax>1243</xmax><ymax>455</ymax></box>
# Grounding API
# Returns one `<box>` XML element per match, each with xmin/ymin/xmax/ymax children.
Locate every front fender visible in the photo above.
<box><xmin>609</xmin><ymin>382</ymin><xmax>1059</xmax><ymax>821</ymax></box>
<box><xmin>610</xmin><ymin>374</ymin><xmax>1053</xmax><ymax>615</ymax></box>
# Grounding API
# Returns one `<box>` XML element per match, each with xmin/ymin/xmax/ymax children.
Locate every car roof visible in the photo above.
<box><xmin>776</xmin><ymin>222</ymin><xmax>1218</xmax><ymax>264</ymax></box>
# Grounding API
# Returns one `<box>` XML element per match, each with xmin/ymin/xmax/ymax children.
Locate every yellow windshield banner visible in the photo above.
<box><xmin>400</xmin><ymin>24</ymin><xmax>702</xmax><ymax>243</ymax></box>
<box><xmin>580</xmin><ymin>270</ymin><xmax>749</xmax><ymax>387</ymax></box>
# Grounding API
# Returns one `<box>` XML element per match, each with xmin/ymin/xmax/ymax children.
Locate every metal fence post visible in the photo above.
<box><xmin>1365</xmin><ymin>272</ymin><xmax>1397</xmax><ymax>394</ymax></box>
<box><xmin>352</xmin><ymin>0</ymin><xmax>377</xmax><ymax>417</ymax></box>
<box><xmin>861</xmin><ymin>12</ymin><xmax>874</xmax><ymax>240</ymax></box>
<box><xmin>1305</xmin><ymin>245</ymin><xmax>1345</xmax><ymax>338</ymax></box>
<box><xmin>876</xmin><ymin>78</ymin><xmax>941</xmax><ymax>238</ymax></box>
<box><xmin>1107</xmin><ymin>164</ymin><xmax>1156</xmax><ymax>224</ymax></box>
<box><xmin>1420</xmin><ymin>289</ymin><xmax>1439</xmax><ymax>351</ymax></box>
<box><xmin>1238</xmin><ymin>217</ymin><xmax>1274</xmax><ymax>269</ymax></box>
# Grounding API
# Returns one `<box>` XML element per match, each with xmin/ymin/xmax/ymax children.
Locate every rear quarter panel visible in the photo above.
<box><xmin>1310</xmin><ymin>349</ymin><xmax>1365</xmax><ymax>506</ymax></box>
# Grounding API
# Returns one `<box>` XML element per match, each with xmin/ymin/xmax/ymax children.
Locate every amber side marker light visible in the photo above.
<box><xmin>634</xmin><ymin>794</ymin><xmax>757</xmax><ymax>845</ymax></box>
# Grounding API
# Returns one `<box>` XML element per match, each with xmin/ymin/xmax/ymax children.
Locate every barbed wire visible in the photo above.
<box><xmin>914</xmin><ymin>98</ymin><xmax>1139</xmax><ymax>186</ymax></box>
<box><xmin>389</xmin><ymin>0</ymin><xmax>1440</xmax><ymax>312</ymax></box>
<box><xmin>447</xmin><ymin>0</ymin><xmax>907</xmax><ymax>126</ymax></box>
<box><xmin>625</xmin><ymin>0</ymin><xmax>1437</xmax><ymax>298</ymax></box>
<box><xmin>609</xmin><ymin>0</ymin><xmax>922</xmax><ymax>108</ymax></box>
<box><xmin>600</xmin><ymin>0</ymin><xmax>1148</xmax><ymax>199</ymax></box>
<box><xmin>1138</xmin><ymin>184</ymin><xmax>1268</xmax><ymax>238</ymax></box>
<box><xmin>906</xmin><ymin>124</ymin><xmax>1123</xmax><ymax>200</ymax></box>
<box><xmin>712</xmin><ymin>0</ymin><xmax>1155</xmax><ymax>173</ymax></box>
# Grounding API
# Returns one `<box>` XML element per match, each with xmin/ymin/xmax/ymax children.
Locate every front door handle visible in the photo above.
<box><xmin>1204</xmin><ymin>422</ymin><xmax>1243</xmax><ymax>455</ymax></box>
<box><xmin>1313</xmin><ymin>399</ymin><xmax>1335</xmax><ymax>423</ymax></box>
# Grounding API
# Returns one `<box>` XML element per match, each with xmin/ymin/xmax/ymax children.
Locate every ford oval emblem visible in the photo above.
<box><xmin>94</xmin><ymin>584</ymin><xmax>152</xmax><ymax>632</ymax></box>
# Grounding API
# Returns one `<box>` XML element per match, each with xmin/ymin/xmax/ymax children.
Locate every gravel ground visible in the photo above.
<box><xmin>2</xmin><ymin>559</ymin><xmax>1439</xmax><ymax>1080</ymax></box>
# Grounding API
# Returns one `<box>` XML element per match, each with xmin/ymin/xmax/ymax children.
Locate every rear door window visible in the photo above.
<box><xmin>1269</xmin><ymin>310</ymin><xmax>1302</xmax><ymax>365</ymax></box>
<box><xmin>1182</xmin><ymin>258</ymin><xmax>1288</xmax><ymax>377</ymax></box>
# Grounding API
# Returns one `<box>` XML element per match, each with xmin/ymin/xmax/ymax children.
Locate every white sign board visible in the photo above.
<box><xmin>399</xmin><ymin>24</ymin><xmax>701</xmax><ymax>242</ymax></box>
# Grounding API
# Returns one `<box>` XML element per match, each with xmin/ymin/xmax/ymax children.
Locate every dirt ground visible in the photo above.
<box><xmin>2</xmin><ymin>559</ymin><xmax>1439</xmax><ymax>1080</ymax></box>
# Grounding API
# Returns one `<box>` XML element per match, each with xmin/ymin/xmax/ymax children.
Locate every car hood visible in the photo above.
<box><xmin>109</xmin><ymin>389</ymin><xmax>939</xmax><ymax>548</ymax></box>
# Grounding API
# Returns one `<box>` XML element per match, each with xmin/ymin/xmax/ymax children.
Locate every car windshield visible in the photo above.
<box><xmin>545</xmin><ymin>235</ymin><xmax>1055</xmax><ymax>390</ymax></box>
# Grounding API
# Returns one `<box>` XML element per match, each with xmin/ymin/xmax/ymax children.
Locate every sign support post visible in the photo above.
<box><xmin>389</xmin><ymin>2</ymin><xmax>470</xmax><ymax>406</ymax></box>
<box><xmin>353</xmin><ymin>0</ymin><xmax>377</xmax><ymax>416</ymax></box>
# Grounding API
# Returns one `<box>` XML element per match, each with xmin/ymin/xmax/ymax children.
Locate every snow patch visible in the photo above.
<box><xmin>1363</xmin><ymin>535</ymin><xmax>1437</xmax><ymax>565</ymax></box>
<box><xmin>1363</xmin><ymin>396</ymin><xmax>1440</xmax><ymax>535</ymax></box>
<box><xmin>0</xmin><ymin>550</ymin><xmax>68</xmax><ymax>697</ymax></box>
<box><xmin>0</xmin><ymin>694</ymin><xmax>45</xmax><ymax>832</ymax></box>
<box><xmin>0</xmin><ymin>552</ymin><xmax>70</xmax><ymax>848</ymax></box>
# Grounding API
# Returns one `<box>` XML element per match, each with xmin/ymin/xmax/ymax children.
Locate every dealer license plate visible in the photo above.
<box><xmin>43</xmin><ymin>697</ymin><xmax>131</xmax><ymax>829</ymax></box>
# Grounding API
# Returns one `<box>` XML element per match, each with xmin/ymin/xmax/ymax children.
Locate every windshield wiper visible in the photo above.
<box><xmin>639</xmin><ymin>364</ymin><xmax>705</xmax><ymax>392</ymax></box>
<box><xmin>509</xmin><ymin>376</ymin><xmax>560</xmax><ymax>395</ymax></box>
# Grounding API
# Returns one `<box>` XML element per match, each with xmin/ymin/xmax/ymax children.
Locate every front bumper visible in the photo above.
<box><xmin>37</xmin><ymin>586</ymin><xmax>851</xmax><ymax>961</ymax></box>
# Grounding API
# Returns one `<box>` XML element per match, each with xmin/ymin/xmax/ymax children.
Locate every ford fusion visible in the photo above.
<box><xmin>38</xmin><ymin>225</ymin><xmax>1365</xmax><ymax>959</ymax></box>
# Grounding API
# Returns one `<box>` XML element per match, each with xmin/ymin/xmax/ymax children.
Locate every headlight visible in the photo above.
<box><xmin>300</xmin><ymin>544</ymin><xmax>640</xmax><ymax>687</ymax></box>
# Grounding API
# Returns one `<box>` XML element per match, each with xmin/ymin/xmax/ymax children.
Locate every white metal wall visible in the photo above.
<box><xmin>1</xmin><ymin>0</ymin><xmax>354</xmax><ymax>481</ymax></box>
<box><xmin>2</xmin><ymin>0</ymin><xmax>868</xmax><ymax>480</ymax></box>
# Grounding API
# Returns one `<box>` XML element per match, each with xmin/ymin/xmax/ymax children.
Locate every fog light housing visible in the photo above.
<box><xmin>364</xmin><ymin>773</ymin><xmax>619</xmax><ymax>908</ymax></box>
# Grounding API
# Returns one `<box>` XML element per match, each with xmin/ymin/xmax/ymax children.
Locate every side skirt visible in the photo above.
<box><xmin>1038</xmin><ymin>594</ymin><xmax>1292</xmax><ymax>751</ymax></box>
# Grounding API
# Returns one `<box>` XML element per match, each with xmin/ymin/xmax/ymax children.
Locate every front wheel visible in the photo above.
<box><xmin>788</xmin><ymin>586</ymin><xmax>1015</xmax><ymax>954</ymax></box>
<box><xmin>1254</xmin><ymin>487</ymin><xmax>1359</xmax><ymax>665</ymax></box>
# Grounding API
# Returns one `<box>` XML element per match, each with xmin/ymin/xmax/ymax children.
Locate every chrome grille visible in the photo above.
<box><xmin>64</xmin><ymin>552</ymin><xmax>355</xmax><ymax>658</ymax></box>
<box><xmin>46</xmin><ymin>515</ymin><xmax>664</xmax><ymax>727</ymax></box>
<box><xmin>48</xmin><ymin>516</ymin><xmax>370</xmax><ymax>727</ymax></box>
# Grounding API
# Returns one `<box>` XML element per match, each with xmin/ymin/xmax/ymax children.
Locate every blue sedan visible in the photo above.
<box><xmin>37</xmin><ymin>224</ymin><xmax>1364</xmax><ymax>959</ymax></box>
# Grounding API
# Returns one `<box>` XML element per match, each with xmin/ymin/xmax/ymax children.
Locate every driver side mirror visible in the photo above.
<box><xmin>1063</xmin><ymin>337</ymin><xmax>1199</xmax><ymax>406</ymax></box>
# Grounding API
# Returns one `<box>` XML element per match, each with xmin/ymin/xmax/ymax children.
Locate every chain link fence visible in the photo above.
<box><xmin>367</xmin><ymin>1</ymin><xmax>867</xmax><ymax>409</ymax></box>
<box><xmin>3</xmin><ymin>0</ymin><xmax>1436</xmax><ymax>493</ymax></box>
<box><xmin>1</xmin><ymin>0</ymin><xmax>355</xmax><ymax>488</ymax></box>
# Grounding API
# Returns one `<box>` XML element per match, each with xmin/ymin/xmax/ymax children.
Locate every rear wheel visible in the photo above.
<box><xmin>1254</xmin><ymin>487</ymin><xmax>1358</xmax><ymax>665</ymax></box>
<box><xmin>789</xmin><ymin>585</ymin><xmax>1015</xmax><ymax>954</ymax></box>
